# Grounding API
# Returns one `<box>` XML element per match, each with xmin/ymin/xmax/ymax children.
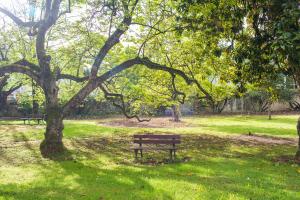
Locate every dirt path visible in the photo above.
<box><xmin>99</xmin><ymin>117</ymin><xmax>190</xmax><ymax>128</ymax></box>
<box><xmin>230</xmin><ymin>134</ymin><xmax>297</xmax><ymax>146</ymax></box>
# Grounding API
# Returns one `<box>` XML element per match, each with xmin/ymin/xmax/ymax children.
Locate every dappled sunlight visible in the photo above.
<box><xmin>0</xmin><ymin>117</ymin><xmax>299</xmax><ymax>199</ymax></box>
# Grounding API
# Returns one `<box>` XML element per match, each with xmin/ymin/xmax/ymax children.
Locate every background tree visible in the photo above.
<box><xmin>233</xmin><ymin>0</ymin><xmax>300</xmax><ymax>160</ymax></box>
<box><xmin>175</xmin><ymin>0</ymin><xmax>300</xmax><ymax>160</ymax></box>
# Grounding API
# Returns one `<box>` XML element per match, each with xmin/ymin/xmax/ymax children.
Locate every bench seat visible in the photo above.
<box><xmin>130</xmin><ymin>146</ymin><xmax>177</xmax><ymax>150</ymax></box>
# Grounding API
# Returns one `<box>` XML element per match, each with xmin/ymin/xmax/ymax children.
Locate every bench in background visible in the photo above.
<box><xmin>20</xmin><ymin>117</ymin><xmax>44</xmax><ymax>125</ymax></box>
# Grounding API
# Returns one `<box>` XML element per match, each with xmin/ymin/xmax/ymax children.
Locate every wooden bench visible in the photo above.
<box><xmin>132</xmin><ymin>134</ymin><xmax>181</xmax><ymax>160</ymax></box>
<box><xmin>20</xmin><ymin>117</ymin><xmax>44</xmax><ymax>125</ymax></box>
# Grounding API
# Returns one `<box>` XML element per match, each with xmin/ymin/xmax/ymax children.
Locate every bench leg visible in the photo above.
<box><xmin>169</xmin><ymin>150</ymin><xmax>173</xmax><ymax>161</ymax></box>
<box><xmin>173</xmin><ymin>150</ymin><xmax>176</xmax><ymax>159</ymax></box>
<box><xmin>23</xmin><ymin>120</ymin><xmax>25</xmax><ymax>125</ymax></box>
<box><xmin>134</xmin><ymin>149</ymin><xmax>138</xmax><ymax>159</ymax></box>
<box><xmin>140</xmin><ymin>150</ymin><xmax>143</xmax><ymax>158</ymax></box>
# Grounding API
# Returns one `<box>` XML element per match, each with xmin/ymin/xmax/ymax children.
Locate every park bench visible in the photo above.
<box><xmin>132</xmin><ymin>134</ymin><xmax>181</xmax><ymax>160</ymax></box>
<box><xmin>20</xmin><ymin>117</ymin><xmax>44</xmax><ymax>125</ymax></box>
<box><xmin>0</xmin><ymin>116</ymin><xmax>44</xmax><ymax>124</ymax></box>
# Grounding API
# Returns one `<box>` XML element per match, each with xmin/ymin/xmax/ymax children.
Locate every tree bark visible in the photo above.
<box><xmin>40</xmin><ymin>78</ymin><xmax>65</xmax><ymax>157</ymax></box>
<box><xmin>294</xmin><ymin>77</ymin><xmax>300</xmax><ymax>162</ymax></box>
<box><xmin>40</xmin><ymin>103</ymin><xmax>64</xmax><ymax>157</ymax></box>
<box><xmin>268</xmin><ymin>102</ymin><xmax>272</xmax><ymax>120</ymax></box>
<box><xmin>0</xmin><ymin>93</ymin><xmax>8</xmax><ymax>113</ymax></box>
<box><xmin>171</xmin><ymin>104</ymin><xmax>181</xmax><ymax>122</ymax></box>
<box><xmin>296</xmin><ymin>117</ymin><xmax>300</xmax><ymax>162</ymax></box>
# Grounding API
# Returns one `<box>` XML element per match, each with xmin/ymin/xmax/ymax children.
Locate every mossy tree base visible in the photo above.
<box><xmin>40</xmin><ymin>103</ymin><xmax>65</xmax><ymax>158</ymax></box>
<box><xmin>295</xmin><ymin>151</ymin><xmax>300</xmax><ymax>164</ymax></box>
<box><xmin>40</xmin><ymin>140</ymin><xmax>65</xmax><ymax>158</ymax></box>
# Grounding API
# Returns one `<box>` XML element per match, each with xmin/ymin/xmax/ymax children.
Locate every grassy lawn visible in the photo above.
<box><xmin>0</xmin><ymin>115</ymin><xmax>299</xmax><ymax>200</ymax></box>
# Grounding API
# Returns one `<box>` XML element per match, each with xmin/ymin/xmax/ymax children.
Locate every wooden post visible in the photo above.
<box><xmin>134</xmin><ymin>149</ymin><xmax>138</xmax><ymax>159</ymax></box>
<box><xmin>139</xmin><ymin>137</ymin><xmax>142</xmax><ymax>158</ymax></box>
<box><xmin>173</xmin><ymin>137</ymin><xmax>176</xmax><ymax>159</ymax></box>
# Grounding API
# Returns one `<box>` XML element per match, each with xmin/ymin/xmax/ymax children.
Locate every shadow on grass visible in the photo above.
<box><xmin>0</xmin><ymin>155</ymin><xmax>299</xmax><ymax>199</ymax></box>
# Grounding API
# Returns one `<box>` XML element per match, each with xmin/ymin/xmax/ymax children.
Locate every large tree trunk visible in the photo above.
<box><xmin>40</xmin><ymin>79</ymin><xmax>65</xmax><ymax>157</ymax></box>
<box><xmin>171</xmin><ymin>104</ymin><xmax>181</xmax><ymax>122</ymax></box>
<box><xmin>40</xmin><ymin>103</ymin><xmax>64</xmax><ymax>157</ymax></box>
<box><xmin>296</xmin><ymin>117</ymin><xmax>300</xmax><ymax>162</ymax></box>
<box><xmin>295</xmin><ymin>78</ymin><xmax>300</xmax><ymax>162</ymax></box>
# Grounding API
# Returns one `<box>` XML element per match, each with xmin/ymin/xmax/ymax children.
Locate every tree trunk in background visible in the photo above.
<box><xmin>171</xmin><ymin>104</ymin><xmax>181</xmax><ymax>122</ymax></box>
<box><xmin>0</xmin><ymin>93</ymin><xmax>8</xmax><ymax>113</ymax></box>
<box><xmin>296</xmin><ymin>117</ymin><xmax>300</xmax><ymax>162</ymax></box>
<box><xmin>268</xmin><ymin>102</ymin><xmax>272</xmax><ymax>120</ymax></box>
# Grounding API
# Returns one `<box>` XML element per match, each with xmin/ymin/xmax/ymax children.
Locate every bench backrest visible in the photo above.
<box><xmin>133</xmin><ymin>134</ymin><xmax>181</xmax><ymax>145</ymax></box>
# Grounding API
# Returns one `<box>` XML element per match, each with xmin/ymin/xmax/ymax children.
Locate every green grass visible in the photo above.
<box><xmin>0</xmin><ymin>115</ymin><xmax>299</xmax><ymax>200</ymax></box>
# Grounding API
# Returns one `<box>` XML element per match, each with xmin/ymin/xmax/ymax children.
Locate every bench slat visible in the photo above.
<box><xmin>131</xmin><ymin>146</ymin><xmax>177</xmax><ymax>150</ymax></box>
<box><xmin>133</xmin><ymin>140</ymin><xmax>180</xmax><ymax>144</ymax></box>
<box><xmin>133</xmin><ymin>134</ymin><xmax>180</xmax><ymax>139</ymax></box>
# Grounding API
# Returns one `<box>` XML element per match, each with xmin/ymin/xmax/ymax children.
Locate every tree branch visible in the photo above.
<box><xmin>63</xmin><ymin>58</ymin><xmax>142</xmax><ymax>114</ymax></box>
<box><xmin>0</xmin><ymin>63</ymin><xmax>40</xmax><ymax>85</ymax></box>
<box><xmin>58</xmin><ymin>74</ymin><xmax>89</xmax><ymax>82</ymax></box>
<box><xmin>63</xmin><ymin>56</ymin><xmax>207</xmax><ymax>116</ymax></box>
<box><xmin>89</xmin><ymin>1</ymin><xmax>139</xmax><ymax>78</ymax></box>
<box><xmin>7</xmin><ymin>83</ymin><xmax>22</xmax><ymax>94</ymax></box>
<box><xmin>14</xmin><ymin>59</ymin><xmax>40</xmax><ymax>72</ymax></box>
<box><xmin>0</xmin><ymin>7</ymin><xmax>39</xmax><ymax>28</ymax></box>
<box><xmin>99</xmin><ymin>84</ymin><xmax>150</xmax><ymax>122</ymax></box>
<box><xmin>36</xmin><ymin>0</ymin><xmax>62</xmax><ymax>69</ymax></box>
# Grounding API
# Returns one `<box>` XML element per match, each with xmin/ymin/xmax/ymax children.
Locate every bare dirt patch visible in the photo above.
<box><xmin>100</xmin><ymin>117</ymin><xmax>190</xmax><ymax>128</ymax></box>
<box><xmin>229</xmin><ymin>134</ymin><xmax>297</xmax><ymax>146</ymax></box>
<box><xmin>272</xmin><ymin>155</ymin><xmax>298</xmax><ymax>164</ymax></box>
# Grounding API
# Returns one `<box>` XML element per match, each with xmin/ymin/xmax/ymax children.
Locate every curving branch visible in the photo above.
<box><xmin>171</xmin><ymin>74</ymin><xmax>186</xmax><ymax>104</ymax></box>
<box><xmin>0</xmin><ymin>63</ymin><xmax>40</xmax><ymax>85</ymax></box>
<box><xmin>138</xmin><ymin>57</ymin><xmax>194</xmax><ymax>84</ymax></box>
<box><xmin>63</xmin><ymin>58</ymin><xmax>142</xmax><ymax>114</ymax></box>
<box><xmin>58</xmin><ymin>74</ymin><xmax>89</xmax><ymax>82</ymax></box>
<box><xmin>165</xmin><ymin>53</ymin><xmax>186</xmax><ymax>104</ymax></box>
<box><xmin>99</xmin><ymin>84</ymin><xmax>150</xmax><ymax>122</ymax></box>
<box><xmin>89</xmin><ymin>0</ymin><xmax>139</xmax><ymax>78</ymax></box>
<box><xmin>89</xmin><ymin>23</ymin><xmax>131</xmax><ymax>77</ymax></box>
<box><xmin>63</xmin><ymin>56</ymin><xmax>211</xmax><ymax>118</ymax></box>
<box><xmin>7</xmin><ymin>83</ymin><xmax>22</xmax><ymax>94</ymax></box>
<box><xmin>14</xmin><ymin>59</ymin><xmax>40</xmax><ymax>72</ymax></box>
<box><xmin>0</xmin><ymin>7</ymin><xmax>40</xmax><ymax>28</ymax></box>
